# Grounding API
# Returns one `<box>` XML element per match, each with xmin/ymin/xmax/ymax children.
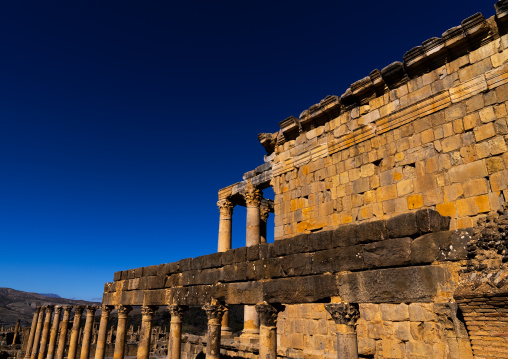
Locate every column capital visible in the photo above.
<box><xmin>45</xmin><ymin>305</ymin><xmax>55</xmax><ymax>313</ymax></box>
<box><xmin>244</xmin><ymin>181</ymin><xmax>262</xmax><ymax>207</ymax></box>
<box><xmin>74</xmin><ymin>305</ymin><xmax>85</xmax><ymax>316</ymax></box>
<box><xmin>203</xmin><ymin>298</ymin><xmax>227</xmax><ymax>325</ymax></box>
<box><xmin>54</xmin><ymin>306</ymin><xmax>63</xmax><ymax>315</ymax></box>
<box><xmin>260</xmin><ymin>205</ymin><xmax>270</xmax><ymax>222</ymax></box>
<box><xmin>86</xmin><ymin>306</ymin><xmax>98</xmax><ymax>316</ymax></box>
<box><xmin>168</xmin><ymin>305</ymin><xmax>187</xmax><ymax>321</ymax></box>
<box><xmin>217</xmin><ymin>199</ymin><xmax>234</xmax><ymax>218</ymax></box>
<box><xmin>325</xmin><ymin>303</ymin><xmax>360</xmax><ymax>326</ymax></box>
<box><xmin>35</xmin><ymin>306</ymin><xmax>42</xmax><ymax>313</ymax></box>
<box><xmin>101</xmin><ymin>305</ymin><xmax>114</xmax><ymax>316</ymax></box>
<box><xmin>255</xmin><ymin>302</ymin><xmax>284</xmax><ymax>327</ymax></box>
<box><xmin>63</xmin><ymin>306</ymin><xmax>73</xmax><ymax>313</ymax></box>
<box><xmin>116</xmin><ymin>305</ymin><xmax>132</xmax><ymax>319</ymax></box>
<box><xmin>141</xmin><ymin>305</ymin><xmax>158</xmax><ymax>319</ymax></box>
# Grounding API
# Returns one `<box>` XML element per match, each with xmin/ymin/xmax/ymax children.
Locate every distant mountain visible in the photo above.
<box><xmin>38</xmin><ymin>293</ymin><xmax>61</xmax><ymax>298</ymax></box>
<box><xmin>0</xmin><ymin>288</ymin><xmax>100</xmax><ymax>327</ymax></box>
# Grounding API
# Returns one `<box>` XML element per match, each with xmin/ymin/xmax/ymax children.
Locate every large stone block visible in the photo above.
<box><xmin>416</xmin><ymin>208</ymin><xmax>451</xmax><ymax>233</ymax></box>
<box><xmin>363</xmin><ymin>237</ymin><xmax>412</xmax><ymax>269</ymax></box>
<box><xmin>312</xmin><ymin>246</ymin><xmax>365</xmax><ymax>274</ymax></box>
<box><xmin>386</xmin><ymin>212</ymin><xmax>418</xmax><ymax>238</ymax></box>
<box><xmin>263</xmin><ymin>274</ymin><xmax>338</xmax><ymax>304</ymax></box>
<box><xmin>227</xmin><ymin>282</ymin><xmax>263</xmax><ymax>305</ymax></box>
<box><xmin>337</xmin><ymin>266</ymin><xmax>452</xmax><ymax>303</ymax></box>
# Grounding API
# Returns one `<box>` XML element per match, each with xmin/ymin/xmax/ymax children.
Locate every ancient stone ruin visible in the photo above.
<box><xmin>20</xmin><ymin>1</ymin><xmax>508</xmax><ymax>358</ymax></box>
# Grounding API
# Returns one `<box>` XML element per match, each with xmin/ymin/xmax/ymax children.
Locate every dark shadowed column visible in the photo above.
<box><xmin>256</xmin><ymin>302</ymin><xmax>284</xmax><ymax>359</ymax></box>
<box><xmin>202</xmin><ymin>299</ymin><xmax>226</xmax><ymax>359</ymax></box>
<box><xmin>24</xmin><ymin>306</ymin><xmax>41</xmax><ymax>359</ymax></box>
<box><xmin>113</xmin><ymin>305</ymin><xmax>132</xmax><ymax>359</ymax></box>
<box><xmin>30</xmin><ymin>306</ymin><xmax>46</xmax><ymax>359</ymax></box>
<box><xmin>80</xmin><ymin>306</ymin><xmax>98</xmax><ymax>359</ymax></box>
<box><xmin>167</xmin><ymin>305</ymin><xmax>186</xmax><ymax>359</ymax></box>
<box><xmin>260</xmin><ymin>203</ymin><xmax>270</xmax><ymax>244</ymax></box>
<box><xmin>94</xmin><ymin>305</ymin><xmax>113</xmax><ymax>359</ymax></box>
<box><xmin>68</xmin><ymin>305</ymin><xmax>85</xmax><ymax>359</ymax></box>
<box><xmin>137</xmin><ymin>306</ymin><xmax>157</xmax><ymax>359</ymax></box>
<box><xmin>46</xmin><ymin>306</ymin><xmax>62</xmax><ymax>359</ymax></box>
<box><xmin>325</xmin><ymin>303</ymin><xmax>360</xmax><ymax>359</ymax></box>
<box><xmin>12</xmin><ymin>319</ymin><xmax>21</xmax><ymax>346</ymax></box>
<box><xmin>55</xmin><ymin>306</ymin><xmax>73</xmax><ymax>359</ymax></box>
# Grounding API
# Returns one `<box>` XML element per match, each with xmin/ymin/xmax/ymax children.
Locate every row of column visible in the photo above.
<box><xmin>24</xmin><ymin>301</ymin><xmax>360</xmax><ymax>359</ymax></box>
<box><xmin>217</xmin><ymin>181</ymin><xmax>271</xmax><ymax>336</ymax></box>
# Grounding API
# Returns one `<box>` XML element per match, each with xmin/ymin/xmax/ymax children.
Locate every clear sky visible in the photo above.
<box><xmin>0</xmin><ymin>0</ymin><xmax>496</xmax><ymax>301</ymax></box>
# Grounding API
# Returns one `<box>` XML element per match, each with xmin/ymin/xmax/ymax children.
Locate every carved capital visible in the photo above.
<box><xmin>255</xmin><ymin>302</ymin><xmax>284</xmax><ymax>327</ymax></box>
<box><xmin>217</xmin><ymin>199</ymin><xmax>234</xmax><ymax>218</ymax></box>
<box><xmin>203</xmin><ymin>298</ymin><xmax>227</xmax><ymax>325</ymax></box>
<box><xmin>101</xmin><ymin>305</ymin><xmax>113</xmax><ymax>316</ymax></box>
<box><xmin>73</xmin><ymin>305</ymin><xmax>85</xmax><ymax>317</ymax></box>
<box><xmin>260</xmin><ymin>205</ymin><xmax>270</xmax><ymax>222</ymax></box>
<box><xmin>141</xmin><ymin>305</ymin><xmax>157</xmax><ymax>320</ymax></box>
<box><xmin>63</xmin><ymin>306</ymin><xmax>73</xmax><ymax>313</ymax></box>
<box><xmin>54</xmin><ymin>306</ymin><xmax>62</xmax><ymax>316</ymax></box>
<box><xmin>244</xmin><ymin>181</ymin><xmax>262</xmax><ymax>207</ymax></box>
<box><xmin>86</xmin><ymin>305</ymin><xmax>98</xmax><ymax>316</ymax></box>
<box><xmin>325</xmin><ymin>303</ymin><xmax>360</xmax><ymax>326</ymax></box>
<box><xmin>35</xmin><ymin>306</ymin><xmax>41</xmax><ymax>313</ymax></box>
<box><xmin>168</xmin><ymin>305</ymin><xmax>187</xmax><ymax>321</ymax></box>
<box><xmin>116</xmin><ymin>305</ymin><xmax>132</xmax><ymax>319</ymax></box>
<box><xmin>45</xmin><ymin>305</ymin><xmax>55</xmax><ymax>313</ymax></box>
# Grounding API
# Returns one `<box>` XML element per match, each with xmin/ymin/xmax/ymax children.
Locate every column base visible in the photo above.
<box><xmin>237</xmin><ymin>329</ymin><xmax>259</xmax><ymax>345</ymax></box>
<box><xmin>220</xmin><ymin>327</ymin><xmax>233</xmax><ymax>340</ymax></box>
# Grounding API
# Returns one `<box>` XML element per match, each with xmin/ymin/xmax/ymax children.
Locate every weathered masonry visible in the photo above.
<box><xmin>23</xmin><ymin>1</ymin><xmax>508</xmax><ymax>359</ymax></box>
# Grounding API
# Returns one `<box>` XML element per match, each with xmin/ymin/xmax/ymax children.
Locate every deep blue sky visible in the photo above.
<box><xmin>0</xmin><ymin>0</ymin><xmax>495</xmax><ymax>301</ymax></box>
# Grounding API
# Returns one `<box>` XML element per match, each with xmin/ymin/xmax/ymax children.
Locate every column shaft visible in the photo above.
<box><xmin>46</xmin><ymin>306</ymin><xmax>62</xmax><ymax>359</ymax></box>
<box><xmin>30</xmin><ymin>306</ymin><xmax>46</xmax><ymax>359</ymax></box>
<box><xmin>217</xmin><ymin>199</ymin><xmax>233</xmax><ymax>252</ymax></box>
<box><xmin>203</xmin><ymin>300</ymin><xmax>225</xmax><ymax>359</ymax></box>
<box><xmin>38</xmin><ymin>305</ymin><xmax>55</xmax><ymax>359</ymax></box>
<box><xmin>24</xmin><ymin>307</ymin><xmax>41</xmax><ymax>359</ymax></box>
<box><xmin>55</xmin><ymin>306</ymin><xmax>73</xmax><ymax>359</ymax></box>
<box><xmin>167</xmin><ymin>306</ymin><xmax>186</xmax><ymax>359</ymax></box>
<box><xmin>325</xmin><ymin>303</ymin><xmax>360</xmax><ymax>359</ymax></box>
<box><xmin>67</xmin><ymin>306</ymin><xmax>84</xmax><ymax>359</ymax></box>
<box><xmin>113</xmin><ymin>305</ymin><xmax>132</xmax><ymax>359</ymax></box>
<box><xmin>137</xmin><ymin>306</ymin><xmax>157</xmax><ymax>359</ymax></box>
<box><xmin>256</xmin><ymin>303</ymin><xmax>282</xmax><ymax>359</ymax></box>
<box><xmin>12</xmin><ymin>319</ymin><xmax>21</xmax><ymax>345</ymax></box>
<box><xmin>80</xmin><ymin>306</ymin><xmax>97</xmax><ymax>359</ymax></box>
<box><xmin>94</xmin><ymin>306</ymin><xmax>112</xmax><ymax>359</ymax></box>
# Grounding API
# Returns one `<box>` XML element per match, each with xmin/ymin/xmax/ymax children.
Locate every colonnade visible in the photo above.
<box><xmin>23</xmin><ymin>301</ymin><xmax>360</xmax><ymax>359</ymax></box>
<box><xmin>217</xmin><ymin>181</ymin><xmax>273</xmax><ymax>338</ymax></box>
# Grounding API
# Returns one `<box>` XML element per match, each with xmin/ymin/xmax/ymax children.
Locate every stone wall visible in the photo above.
<box><xmin>270</xmin><ymin>11</ymin><xmax>508</xmax><ymax>240</ymax></box>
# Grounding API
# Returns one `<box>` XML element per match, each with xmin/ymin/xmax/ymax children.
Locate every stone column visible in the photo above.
<box><xmin>67</xmin><ymin>305</ymin><xmax>84</xmax><ymax>359</ymax></box>
<box><xmin>11</xmin><ymin>319</ymin><xmax>20</xmax><ymax>345</ymax></box>
<box><xmin>217</xmin><ymin>199</ymin><xmax>234</xmax><ymax>336</ymax></box>
<box><xmin>113</xmin><ymin>305</ymin><xmax>132</xmax><ymax>359</ymax></box>
<box><xmin>167</xmin><ymin>305</ymin><xmax>186</xmax><ymax>359</ymax></box>
<box><xmin>260</xmin><ymin>203</ymin><xmax>270</xmax><ymax>244</ymax></box>
<box><xmin>217</xmin><ymin>199</ymin><xmax>234</xmax><ymax>252</ymax></box>
<box><xmin>30</xmin><ymin>306</ymin><xmax>46</xmax><ymax>359</ymax></box>
<box><xmin>256</xmin><ymin>302</ymin><xmax>284</xmax><ymax>359</ymax></box>
<box><xmin>202</xmin><ymin>299</ymin><xmax>226</xmax><ymax>359</ymax></box>
<box><xmin>55</xmin><ymin>306</ymin><xmax>73</xmax><ymax>359</ymax></box>
<box><xmin>137</xmin><ymin>306</ymin><xmax>157</xmax><ymax>359</ymax></box>
<box><xmin>24</xmin><ymin>306</ymin><xmax>41</xmax><ymax>359</ymax></box>
<box><xmin>80</xmin><ymin>306</ymin><xmax>97</xmax><ymax>359</ymax></box>
<box><xmin>94</xmin><ymin>305</ymin><xmax>113</xmax><ymax>359</ymax></box>
<box><xmin>325</xmin><ymin>303</ymin><xmax>360</xmax><ymax>359</ymax></box>
<box><xmin>243</xmin><ymin>181</ymin><xmax>262</xmax><ymax>337</ymax></box>
<box><xmin>38</xmin><ymin>305</ymin><xmax>55</xmax><ymax>359</ymax></box>
<box><xmin>46</xmin><ymin>306</ymin><xmax>62</xmax><ymax>359</ymax></box>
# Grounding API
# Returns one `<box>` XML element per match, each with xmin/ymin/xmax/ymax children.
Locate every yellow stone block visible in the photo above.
<box><xmin>462</xmin><ymin>178</ymin><xmax>488</xmax><ymax>197</ymax></box>
<box><xmin>457</xmin><ymin>216</ymin><xmax>473</xmax><ymax>229</ymax></box>
<box><xmin>407</xmin><ymin>194</ymin><xmax>424</xmax><ymax>209</ymax></box>
<box><xmin>296</xmin><ymin>221</ymin><xmax>308</xmax><ymax>233</ymax></box>
<box><xmin>436</xmin><ymin>202</ymin><xmax>457</xmax><ymax>218</ymax></box>
<box><xmin>340</xmin><ymin>212</ymin><xmax>353</xmax><ymax>224</ymax></box>
<box><xmin>396</xmin><ymin>179</ymin><xmax>414</xmax><ymax>197</ymax></box>
<box><xmin>443</xmin><ymin>183</ymin><xmax>463</xmax><ymax>202</ymax></box>
<box><xmin>394</xmin><ymin>152</ymin><xmax>405</xmax><ymax>162</ymax></box>
<box><xmin>376</xmin><ymin>185</ymin><xmax>398</xmax><ymax>202</ymax></box>
<box><xmin>474</xmin><ymin>122</ymin><xmax>496</xmax><ymax>142</ymax></box>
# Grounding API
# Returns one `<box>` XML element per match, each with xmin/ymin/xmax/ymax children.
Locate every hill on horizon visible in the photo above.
<box><xmin>0</xmin><ymin>287</ymin><xmax>100</xmax><ymax>327</ymax></box>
